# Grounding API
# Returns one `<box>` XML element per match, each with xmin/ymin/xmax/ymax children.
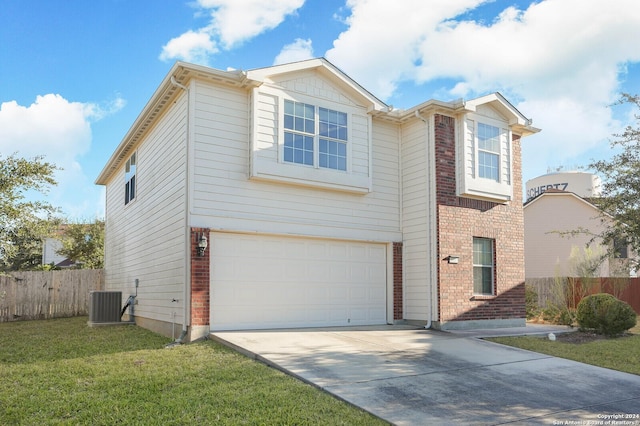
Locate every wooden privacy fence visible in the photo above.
<box><xmin>0</xmin><ymin>270</ymin><xmax>104</xmax><ymax>322</ymax></box>
<box><xmin>527</xmin><ymin>277</ymin><xmax>640</xmax><ymax>314</ymax></box>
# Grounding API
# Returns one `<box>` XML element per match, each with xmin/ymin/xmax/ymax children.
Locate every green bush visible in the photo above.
<box><xmin>541</xmin><ymin>305</ymin><xmax>576</xmax><ymax>326</ymax></box>
<box><xmin>576</xmin><ymin>293</ymin><xmax>637</xmax><ymax>336</ymax></box>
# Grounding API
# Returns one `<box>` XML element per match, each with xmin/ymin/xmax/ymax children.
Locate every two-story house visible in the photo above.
<box><xmin>96</xmin><ymin>58</ymin><xmax>539</xmax><ymax>341</ymax></box>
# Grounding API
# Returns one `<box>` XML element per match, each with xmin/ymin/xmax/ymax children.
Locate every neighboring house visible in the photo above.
<box><xmin>42</xmin><ymin>230</ymin><xmax>75</xmax><ymax>268</ymax></box>
<box><xmin>524</xmin><ymin>177</ymin><xmax>636</xmax><ymax>278</ymax></box>
<box><xmin>96</xmin><ymin>58</ymin><xmax>539</xmax><ymax>340</ymax></box>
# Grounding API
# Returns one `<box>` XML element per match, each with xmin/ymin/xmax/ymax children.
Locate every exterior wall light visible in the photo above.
<box><xmin>197</xmin><ymin>233</ymin><xmax>208</xmax><ymax>257</ymax></box>
<box><xmin>446</xmin><ymin>255</ymin><xmax>459</xmax><ymax>264</ymax></box>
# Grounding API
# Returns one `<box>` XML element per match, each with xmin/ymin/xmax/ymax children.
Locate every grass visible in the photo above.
<box><xmin>488</xmin><ymin>317</ymin><xmax>640</xmax><ymax>376</ymax></box>
<box><xmin>0</xmin><ymin>317</ymin><xmax>388</xmax><ymax>425</ymax></box>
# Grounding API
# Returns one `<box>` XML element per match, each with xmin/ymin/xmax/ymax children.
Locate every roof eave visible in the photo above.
<box><xmin>95</xmin><ymin>62</ymin><xmax>251</xmax><ymax>185</ymax></box>
<box><xmin>246</xmin><ymin>57</ymin><xmax>389</xmax><ymax>114</ymax></box>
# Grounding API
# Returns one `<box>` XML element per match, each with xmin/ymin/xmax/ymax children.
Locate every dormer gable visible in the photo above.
<box><xmin>456</xmin><ymin>92</ymin><xmax>540</xmax><ymax>203</ymax></box>
<box><xmin>248</xmin><ymin>58</ymin><xmax>387</xmax><ymax>193</ymax></box>
<box><xmin>247</xmin><ymin>58</ymin><xmax>388</xmax><ymax>114</ymax></box>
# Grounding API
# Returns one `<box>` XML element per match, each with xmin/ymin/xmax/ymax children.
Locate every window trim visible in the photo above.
<box><xmin>281</xmin><ymin>98</ymin><xmax>350</xmax><ymax>173</ymax></box>
<box><xmin>249</xmin><ymin>86</ymin><xmax>372</xmax><ymax>194</ymax></box>
<box><xmin>613</xmin><ymin>237</ymin><xmax>629</xmax><ymax>259</ymax></box>
<box><xmin>457</xmin><ymin>112</ymin><xmax>514</xmax><ymax>203</ymax></box>
<box><xmin>124</xmin><ymin>152</ymin><xmax>137</xmax><ymax>206</ymax></box>
<box><xmin>477</xmin><ymin>122</ymin><xmax>501</xmax><ymax>182</ymax></box>
<box><xmin>473</xmin><ymin>237</ymin><xmax>495</xmax><ymax>296</ymax></box>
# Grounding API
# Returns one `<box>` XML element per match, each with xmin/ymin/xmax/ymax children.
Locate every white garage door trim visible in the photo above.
<box><xmin>210</xmin><ymin>232</ymin><xmax>388</xmax><ymax>331</ymax></box>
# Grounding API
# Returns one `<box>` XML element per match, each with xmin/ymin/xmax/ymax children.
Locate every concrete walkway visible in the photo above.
<box><xmin>212</xmin><ymin>324</ymin><xmax>640</xmax><ymax>425</ymax></box>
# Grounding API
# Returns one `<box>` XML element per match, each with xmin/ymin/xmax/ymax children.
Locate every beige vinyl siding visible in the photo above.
<box><xmin>458</xmin><ymin>111</ymin><xmax>513</xmax><ymax>202</ymax></box>
<box><xmin>104</xmin><ymin>92</ymin><xmax>188</xmax><ymax>325</ymax></box>
<box><xmin>401</xmin><ymin>119</ymin><xmax>431</xmax><ymax>320</ymax></box>
<box><xmin>254</xmin><ymin>91</ymin><xmax>278</xmax><ymax>163</ymax></box>
<box><xmin>191</xmin><ymin>79</ymin><xmax>401</xmax><ymax>243</ymax></box>
<box><xmin>351</xmin><ymin>113</ymin><xmax>370</xmax><ymax>176</ymax></box>
<box><xmin>500</xmin><ymin>126</ymin><xmax>511</xmax><ymax>185</ymax></box>
<box><xmin>463</xmin><ymin>118</ymin><xmax>475</xmax><ymax>178</ymax></box>
<box><xmin>250</xmin><ymin>73</ymin><xmax>371</xmax><ymax>193</ymax></box>
<box><xmin>273</xmin><ymin>69</ymin><xmax>359</xmax><ymax>108</ymax></box>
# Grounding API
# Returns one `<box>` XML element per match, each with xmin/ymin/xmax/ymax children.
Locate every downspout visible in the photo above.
<box><xmin>415</xmin><ymin>110</ymin><xmax>436</xmax><ymax>329</ymax></box>
<box><xmin>171</xmin><ymin>75</ymin><xmax>190</xmax><ymax>343</ymax></box>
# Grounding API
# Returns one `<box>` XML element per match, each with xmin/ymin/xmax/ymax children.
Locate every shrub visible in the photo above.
<box><xmin>576</xmin><ymin>293</ymin><xmax>637</xmax><ymax>336</ymax></box>
<box><xmin>541</xmin><ymin>305</ymin><xmax>576</xmax><ymax>326</ymax></box>
<box><xmin>525</xmin><ymin>285</ymin><xmax>539</xmax><ymax>319</ymax></box>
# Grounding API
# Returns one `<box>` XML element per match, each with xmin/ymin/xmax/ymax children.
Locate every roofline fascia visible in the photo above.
<box><xmin>247</xmin><ymin>57</ymin><xmax>389</xmax><ymax>113</ymax></box>
<box><xmin>95</xmin><ymin>62</ymin><xmax>251</xmax><ymax>185</ymax></box>
<box><xmin>523</xmin><ymin>191</ymin><xmax>610</xmax><ymax>218</ymax></box>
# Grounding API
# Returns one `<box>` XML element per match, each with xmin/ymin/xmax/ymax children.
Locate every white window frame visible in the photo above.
<box><xmin>473</xmin><ymin>237</ymin><xmax>495</xmax><ymax>296</ymax></box>
<box><xmin>124</xmin><ymin>152</ymin><xmax>136</xmax><ymax>205</ymax></box>
<box><xmin>281</xmin><ymin>98</ymin><xmax>349</xmax><ymax>173</ymax></box>
<box><xmin>249</xmin><ymin>86</ymin><xmax>371</xmax><ymax>194</ymax></box>
<box><xmin>457</xmin><ymin>113</ymin><xmax>513</xmax><ymax>202</ymax></box>
<box><xmin>477</xmin><ymin>122</ymin><xmax>501</xmax><ymax>182</ymax></box>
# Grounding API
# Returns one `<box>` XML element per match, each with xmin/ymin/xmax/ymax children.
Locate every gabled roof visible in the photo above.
<box><xmin>523</xmin><ymin>189</ymin><xmax>607</xmax><ymax>217</ymax></box>
<box><xmin>246</xmin><ymin>58</ymin><xmax>389</xmax><ymax>113</ymax></box>
<box><xmin>96</xmin><ymin>61</ymin><xmax>258</xmax><ymax>185</ymax></box>
<box><xmin>95</xmin><ymin>59</ymin><xmax>539</xmax><ymax>185</ymax></box>
<box><xmin>393</xmin><ymin>92</ymin><xmax>539</xmax><ymax>135</ymax></box>
<box><xmin>96</xmin><ymin>58</ymin><xmax>389</xmax><ymax>185</ymax></box>
<box><xmin>463</xmin><ymin>92</ymin><xmax>539</xmax><ymax>136</ymax></box>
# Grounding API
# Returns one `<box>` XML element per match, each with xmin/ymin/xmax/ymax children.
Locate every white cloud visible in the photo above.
<box><xmin>327</xmin><ymin>0</ymin><xmax>484</xmax><ymax>100</ymax></box>
<box><xmin>326</xmin><ymin>0</ymin><xmax>640</xmax><ymax>180</ymax></box>
<box><xmin>0</xmin><ymin>94</ymin><xmax>92</xmax><ymax>160</ymax></box>
<box><xmin>159</xmin><ymin>30</ymin><xmax>218</xmax><ymax>64</ymax></box>
<box><xmin>161</xmin><ymin>0</ymin><xmax>305</xmax><ymax>64</ymax></box>
<box><xmin>0</xmin><ymin>94</ymin><xmax>122</xmax><ymax>219</ymax></box>
<box><xmin>274</xmin><ymin>38</ymin><xmax>314</xmax><ymax>65</ymax></box>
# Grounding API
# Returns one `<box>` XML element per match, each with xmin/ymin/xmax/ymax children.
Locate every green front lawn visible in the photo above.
<box><xmin>0</xmin><ymin>317</ymin><xmax>387</xmax><ymax>425</ymax></box>
<box><xmin>488</xmin><ymin>318</ymin><xmax>640</xmax><ymax>376</ymax></box>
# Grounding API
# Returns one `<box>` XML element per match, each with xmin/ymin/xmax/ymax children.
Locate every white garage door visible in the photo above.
<box><xmin>210</xmin><ymin>233</ymin><xmax>387</xmax><ymax>331</ymax></box>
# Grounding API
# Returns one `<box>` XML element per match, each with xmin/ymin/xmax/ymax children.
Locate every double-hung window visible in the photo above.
<box><xmin>477</xmin><ymin>123</ymin><xmax>500</xmax><ymax>182</ymax></box>
<box><xmin>283</xmin><ymin>100</ymin><xmax>347</xmax><ymax>171</ymax></box>
<box><xmin>458</xmin><ymin>114</ymin><xmax>513</xmax><ymax>202</ymax></box>
<box><xmin>125</xmin><ymin>152</ymin><xmax>136</xmax><ymax>205</ymax></box>
<box><xmin>473</xmin><ymin>237</ymin><xmax>494</xmax><ymax>295</ymax></box>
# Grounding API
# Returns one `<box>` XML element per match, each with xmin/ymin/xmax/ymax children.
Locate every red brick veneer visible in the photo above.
<box><xmin>434</xmin><ymin>114</ymin><xmax>526</xmax><ymax>324</ymax></box>
<box><xmin>393</xmin><ymin>242</ymin><xmax>403</xmax><ymax>320</ymax></box>
<box><xmin>190</xmin><ymin>228</ymin><xmax>210</xmax><ymax>327</ymax></box>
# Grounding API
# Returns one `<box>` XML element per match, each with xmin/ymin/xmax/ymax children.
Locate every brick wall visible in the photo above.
<box><xmin>393</xmin><ymin>242</ymin><xmax>403</xmax><ymax>320</ymax></box>
<box><xmin>190</xmin><ymin>228</ymin><xmax>210</xmax><ymax>327</ymax></box>
<box><xmin>434</xmin><ymin>114</ymin><xmax>526</xmax><ymax>323</ymax></box>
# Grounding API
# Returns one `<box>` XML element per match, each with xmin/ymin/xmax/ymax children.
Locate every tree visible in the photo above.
<box><xmin>0</xmin><ymin>216</ymin><xmax>62</xmax><ymax>271</ymax></box>
<box><xmin>0</xmin><ymin>153</ymin><xmax>59</xmax><ymax>271</ymax></box>
<box><xmin>56</xmin><ymin>219</ymin><xmax>104</xmax><ymax>269</ymax></box>
<box><xmin>589</xmin><ymin>94</ymin><xmax>640</xmax><ymax>270</ymax></box>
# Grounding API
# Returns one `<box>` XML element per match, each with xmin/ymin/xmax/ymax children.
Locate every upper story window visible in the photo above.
<box><xmin>124</xmin><ymin>152</ymin><xmax>136</xmax><ymax>205</ymax></box>
<box><xmin>283</xmin><ymin>100</ymin><xmax>347</xmax><ymax>171</ymax></box>
<box><xmin>457</xmin><ymin>112</ymin><xmax>513</xmax><ymax>203</ymax></box>
<box><xmin>477</xmin><ymin>123</ymin><xmax>500</xmax><ymax>182</ymax></box>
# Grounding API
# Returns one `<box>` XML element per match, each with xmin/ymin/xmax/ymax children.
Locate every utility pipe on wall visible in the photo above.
<box><xmin>171</xmin><ymin>74</ymin><xmax>190</xmax><ymax>343</ymax></box>
<box><xmin>414</xmin><ymin>110</ymin><xmax>437</xmax><ymax>330</ymax></box>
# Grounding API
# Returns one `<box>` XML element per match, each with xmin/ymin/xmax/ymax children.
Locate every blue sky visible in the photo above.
<box><xmin>1</xmin><ymin>0</ymin><xmax>640</xmax><ymax>220</ymax></box>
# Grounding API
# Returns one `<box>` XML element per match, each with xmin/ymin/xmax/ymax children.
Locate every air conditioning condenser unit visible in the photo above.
<box><xmin>89</xmin><ymin>291</ymin><xmax>122</xmax><ymax>324</ymax></box>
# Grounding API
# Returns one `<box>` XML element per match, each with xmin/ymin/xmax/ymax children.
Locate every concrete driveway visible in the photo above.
<box><xmin>212</xmin><ymin>325</ymin><xmax>640</xmax><ymax>425</ymax></box>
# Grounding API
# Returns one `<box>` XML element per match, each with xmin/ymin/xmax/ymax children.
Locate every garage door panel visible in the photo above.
<box><xmin>211</xmin><ymin>233</ymin><xmax>387</xmax><ymax>331</ymax></box>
